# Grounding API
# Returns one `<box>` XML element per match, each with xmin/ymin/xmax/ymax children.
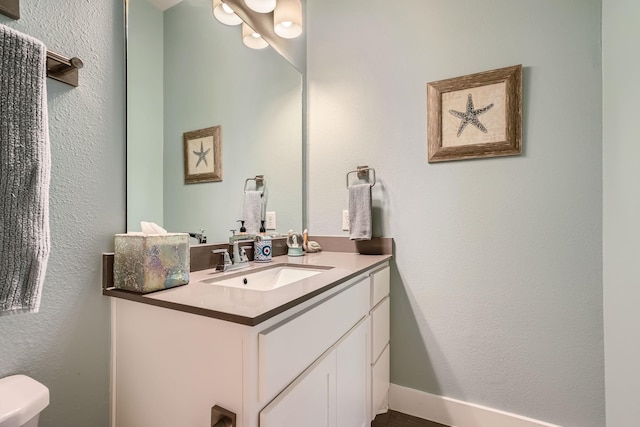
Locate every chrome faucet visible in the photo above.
<box><xmin>188</xmin><ymin>229</ymin><xmax>207</xmax><ymax>244</ymax></box>
<box><xmin>212</xmin><ymin>248</ymin><xmax>232</xmax><ymax>271</ymax></box>
<box><xmin>212</xmin><ymin>240</ymin><xmax>252</xmax><ymax>272</ymax></box>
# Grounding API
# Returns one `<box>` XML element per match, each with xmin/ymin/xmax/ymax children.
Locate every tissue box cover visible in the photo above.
<box><xmin>114</xmin><ymin>233</ymin><xmax>190</xmax><ymax>293</ymax></box>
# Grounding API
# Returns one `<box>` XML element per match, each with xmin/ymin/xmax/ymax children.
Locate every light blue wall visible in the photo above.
<box><xmin>0</xmin><ymin>1</ymin><xmax>614</xmax><ymax>426</ymax></box>
<box><xmin>603</xmin><ymin>0</ymin><xmax>640</xmax><ymax>424</ymax></box>
<box><xmin>127</xmin><ymin>0</ymin><xmax>164</xmax><ymax>231</ymax></box>
<box><xmin>0</xmin><ymin>1</ymin><xmax>124</xmax><ymax>426</ymax></box>
<box><xmin>307</xmin><ymin>0</ymin><xmax>604</xmax><ymax>425</ymax></box>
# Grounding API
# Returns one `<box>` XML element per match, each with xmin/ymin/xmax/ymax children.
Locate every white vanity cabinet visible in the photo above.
<box><xmin>260</xmin><ymin>264</ymin><xmax>390</xmax><ymax>427</ymax></box>
<box><xmin>110</xmin><ymin>260</ymin><xmax>390</xmax><ymax>427</ymax></box>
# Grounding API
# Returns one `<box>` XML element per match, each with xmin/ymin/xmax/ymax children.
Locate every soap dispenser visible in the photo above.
<box><xmin>238</xmin><ymin>220</ymin><xmax>247</xmax><ymax>235</ymax></box>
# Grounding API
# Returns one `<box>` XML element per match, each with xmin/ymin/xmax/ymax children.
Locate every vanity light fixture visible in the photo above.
<box><xmin>273</xmin><ymin>0</ymin><xmax>302</xmax><ymax>39</ymax></box>
<box><xmin>212</xmin><ymin>0</ymin><xmax>304</xmax><ymax>50</ymax></box>
<box><xmin>244</xmin><ymin>0</ymin><xmax>276</xmax><ymax>14</ymax></box>
<box><xmin>242</xmin><ymin>23</ymin><xmax>269</xmax><ymax>49</ymax></box>
<box><xmin>212</xmin><ymin>0</ymin><xmax>243</xmax><ymax>26</ymax></box>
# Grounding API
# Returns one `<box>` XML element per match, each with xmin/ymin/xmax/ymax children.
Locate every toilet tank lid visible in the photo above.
<box><xmin>0</xmin><ymin>375</ymin><xmax>49</xmax><ymax>427</ymax></box>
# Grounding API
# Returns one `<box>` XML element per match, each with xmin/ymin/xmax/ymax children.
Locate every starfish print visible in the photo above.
<box><xmin>449</xmin><ymin>94</ymin><xmax>494</xmax><ymax>137</ymax></box>
<box><xmin>193</xmin><ymin>141</ymin><xmax>211</xmax><ymax>168</ymax></box>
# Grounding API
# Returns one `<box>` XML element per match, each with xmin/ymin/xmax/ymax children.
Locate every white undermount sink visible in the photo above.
<box><xmin>202</xmin><ymin>265</ymin><xmax>332</xmax><ymax>291</ymax></box>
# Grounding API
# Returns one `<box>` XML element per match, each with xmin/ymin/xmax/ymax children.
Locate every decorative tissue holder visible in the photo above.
<box><xmin>113</xmin><ymin>233</ymin><xmax>190</xmax><ymax>294</ymax></box>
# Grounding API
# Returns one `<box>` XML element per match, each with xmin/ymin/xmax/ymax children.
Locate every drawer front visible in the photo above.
<box><xmin>371</xmin><ymin>296</ymin><xmax>390</xmax><ymax>362</ymax></box>
<box><xmin>371</xmin><ymin>343</ymin><xmax>390</xmax><ymax>418</ymax></box>
<box><xmin>371</xmin><ymin>266</ymin><xmax>390</xmax><ymax>308</ymax></box>
<box><xmin>259</xmin><ymin>277</ymin><xmax>370</xmax><ymax>402</ymax></box>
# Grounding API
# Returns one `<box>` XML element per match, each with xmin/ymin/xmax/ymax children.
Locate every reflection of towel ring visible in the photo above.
<box><xmin>346</xmin><ymin>166</ymin><xmax>376</xmax><ymax>188</ymax></box>
<box><xmin>243</xmin><ymin>175</ymin><xmax>266</xmax><ymax>196</ymax></box>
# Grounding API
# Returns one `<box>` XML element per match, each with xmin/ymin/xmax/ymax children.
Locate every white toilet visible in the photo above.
<box><xmin>0</xmin><ymin>375</ymin><xmax>49</xmax><ymax>427</ymax></box>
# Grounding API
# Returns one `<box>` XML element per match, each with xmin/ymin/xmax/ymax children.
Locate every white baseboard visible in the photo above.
<box><xmin>388</xmin><ymin>384</ymin><xmax>561</xmax><ymax>427</ymax></box>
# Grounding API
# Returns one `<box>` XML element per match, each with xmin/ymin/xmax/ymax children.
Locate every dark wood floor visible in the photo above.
<box><xmin>372</xmin><ymin>410</ymin><xmax>449</xmax><ymax>427</ymax></box>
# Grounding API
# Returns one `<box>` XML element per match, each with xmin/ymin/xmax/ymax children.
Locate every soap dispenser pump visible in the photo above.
<box><xmin>238</xmin><ymin>220</ymin><xmax>247</xmax><ymax>235</ymax></box>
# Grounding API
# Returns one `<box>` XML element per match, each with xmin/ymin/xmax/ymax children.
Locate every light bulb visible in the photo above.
<box><xmin>242</xmin><ymin>23</ymin><xmax>269</xmax><ymax>49</ymax></box>
<box><xmin>244</xmin><ymin>0</ymin><xmax>276</xmax><ymax>13</ymax></box>
<box><xmin>212</xmin><ymin>0</ymin><xmax>242</xmax><ymax>26</ymax></box>
<box><xmin>274</xmin><ymin>0</ymin><xmax>302</xmax><ymax>39</ymax></box>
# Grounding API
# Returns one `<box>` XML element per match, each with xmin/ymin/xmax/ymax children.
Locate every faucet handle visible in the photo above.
<box><xmin>212</xmin><ymin>248</ymin><xmax>232</xmax><ymax>266</ymax></box>
<box><xmin>239</xmin><ymin>245</ymin><xmax>252</xmax><ymax>262</ymax></box>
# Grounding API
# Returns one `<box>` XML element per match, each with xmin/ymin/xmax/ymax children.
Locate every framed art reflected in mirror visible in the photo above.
<box><xmin>183</xmin><ymin>125</ymin><xmax>222</xmax><ymax>184</ymax></box>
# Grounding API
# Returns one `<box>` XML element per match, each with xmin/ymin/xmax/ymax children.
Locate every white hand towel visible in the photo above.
<box><xmin>348</xmin><ymin>184</ymin><xmax>372</xmax><ymax>241</ymax></box>
<box><xmin>242</xmin><ymin>191</ymin><xmax>263</xmax><ymax>235</ymax></box>
<box><xmin>0</xmin><ymin>24</ymin><xmax>51</xmax><ymax>315</ymax></box>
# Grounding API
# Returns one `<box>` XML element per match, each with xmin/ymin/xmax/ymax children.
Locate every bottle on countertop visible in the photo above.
<box><xmin>254</xmin><ymin>234</ymin><xmax>272</xmax><ymax>262</ymax></box>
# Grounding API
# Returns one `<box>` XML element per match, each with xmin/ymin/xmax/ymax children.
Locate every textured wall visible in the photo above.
<box><xmin>603</xmin><ymin>0</ymin><xmax>640</xmax><ymax>424</ymax></box>
<box><xmin>306</xmin><ymin>0</ymin><xmax>604</xmax><ymax>425</ymax></box>
<box><xmin>0</xmin><ymin>0</ymin><xmax>125</xmax><ymax>426</ymax></box>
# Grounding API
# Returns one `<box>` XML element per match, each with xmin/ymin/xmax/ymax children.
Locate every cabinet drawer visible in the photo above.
<box><xmin>371</xmin><ymin>343</ymin><xmax>390</xmax><ymax>418</ymax></box>
<box><xmin>371</xmin><ymin>296</ymin><xmax>390</xmax><ymax>362</ymax></box>
<box><xmin>259</xmin><ymin>277</ymin><xmax>370</xmax><ymax>402</ymax></box>
<box><xmin>371</xmin><ymin>266</ymin><xmax>390</xmax><ymax>308</ymax></box>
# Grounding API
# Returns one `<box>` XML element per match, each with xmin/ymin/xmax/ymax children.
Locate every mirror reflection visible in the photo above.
<box><xmin>127</xmin><ymin>0</ymin><xmax>303</xmax><ymax>244</ymax></box>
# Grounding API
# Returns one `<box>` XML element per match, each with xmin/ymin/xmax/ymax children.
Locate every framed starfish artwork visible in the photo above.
<box><xmin>427</xmin><ymin>64</ymin><xmax>522</xmax><ymax>163</ymax></box>
<box><xmin>183</xmin><ymin>125</ymin><xmax>222</xmax><ymax>184</ymax></box>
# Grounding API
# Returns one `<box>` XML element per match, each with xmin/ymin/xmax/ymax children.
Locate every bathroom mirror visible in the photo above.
<box><xmin>126</xmin><ymin>0</ymin><xmax>303</xmax><ymax>243</ymax></box>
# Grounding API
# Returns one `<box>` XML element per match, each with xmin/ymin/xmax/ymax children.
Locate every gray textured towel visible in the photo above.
<box><xmin>349</xmin><ymin>184</ymin><xmax>372</xmax><ymax>241</ymax></box>
<box><xmin>242</xmin><ymin>191</ymin><xmax>263</xmax><ymax>235</ymax></box>
<box><xmin>0</xmin><ymin>24</ymin><xmax>51</xmax><ymax>315</ymax></box>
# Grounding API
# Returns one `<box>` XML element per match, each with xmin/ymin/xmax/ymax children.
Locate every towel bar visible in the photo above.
<box><xmin>46</xmin><ymin>51</ymin><xmax>83</xmax><ymax>87</ymax></box>
<box><xmin>0</xmin><ymin>1</ymin><xmax>84</xmax><ymax>87</ymax></box>
<box><xmin>346</xmin><ymin>166</ymin><xmax>376</xmax><ymax>188</ymax></box>
<box><xmin>244</xmin><ymin>175</ymin><xmax>266</xmax><ymax>195</ymax></box>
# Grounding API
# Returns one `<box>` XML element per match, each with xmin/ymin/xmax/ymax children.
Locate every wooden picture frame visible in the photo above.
<box><xmin>0</xmin><ymin>0</ymin><xmax>20</xmax><ymax>20</ymax></box>
<box><xmin>183</xmin><ymin>126</ymin><xmax>222</xmax><ymax>184</ymax></box>
<box><xmin>427</xmin><ymin>64</ymin><xmax>522</xmax><ymax>163</ymax></box>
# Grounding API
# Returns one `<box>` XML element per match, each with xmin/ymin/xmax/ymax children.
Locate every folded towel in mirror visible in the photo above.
<box><xmin>242</xmin><ymin>191</ymin><xmax>263</xmax><ymax>235</ymax></box>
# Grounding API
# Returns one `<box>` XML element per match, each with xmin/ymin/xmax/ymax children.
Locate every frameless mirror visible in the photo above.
<box><xmin>126</xmin><ymin>0</ymin><xmax>303</xmax><ymax>243</ymax></box>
